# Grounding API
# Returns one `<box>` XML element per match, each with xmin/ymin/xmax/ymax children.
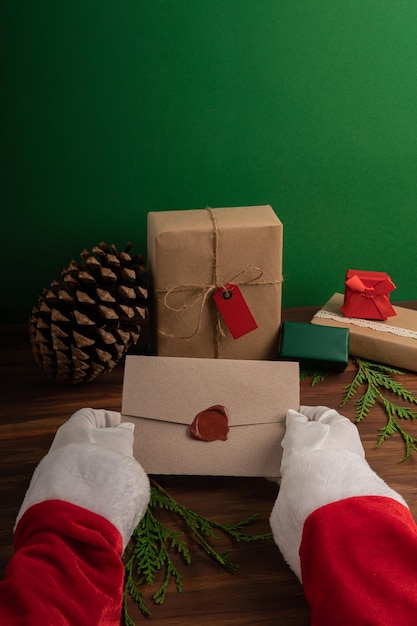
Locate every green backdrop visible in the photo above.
<box><xmin>3</xmin><ymin>1</ymin><xmax>417</xmax><ymax>324</ymax></box>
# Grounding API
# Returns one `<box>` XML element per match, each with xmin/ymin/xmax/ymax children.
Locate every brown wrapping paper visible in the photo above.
<box><xmin>121</xmin><ymin>355</ymin><xmax>300</xmax><ymax>477</ymax></box>
<box><xmin>147</xmin><ymin>205</ymin><xmax>283</xmax><ymax>359</ymax></box>
<box><xmin>311</xmin><ymin>293</ymin><xmax>417</xmax><ymax>372</ymax></box>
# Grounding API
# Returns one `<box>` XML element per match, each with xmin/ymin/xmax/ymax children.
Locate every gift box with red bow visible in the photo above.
<box><xmin>311</xmin><ymin>293</ymin><xmax>417</xmax><ymax>373</ymax></box>
<box><xmin>341</xmin><ymin>270</ymin><xmax>396</xmax><ymax>320</ymax></box>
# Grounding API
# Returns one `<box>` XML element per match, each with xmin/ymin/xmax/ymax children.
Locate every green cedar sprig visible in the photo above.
<box><xmin>341</xmin><ymin>358</ymin><xmax>417</xmax><ymax>461</ymax></box>
<box><xmin>300</xmin><ymin>369</ymin><xmax>328</xmax><ymax>387</ymax></box>
<box><xmin>122</xmin><ymin>479</ymin><xmax>273</xmax><ymax>622</ymax></box>
<box><xmin>301</xmin><ymin>359</ymin><xmax>417</xmax><ymax>460</ymax></box>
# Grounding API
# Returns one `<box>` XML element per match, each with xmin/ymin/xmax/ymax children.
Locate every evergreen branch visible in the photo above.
<box><xmin>152</xmin><ymin>559</ymin><xmax>184</xmax><ymax>606</ymax></box>
<box><xmin>355</xmin><ymin>383</ymin><xmax>378</xmax><ymax>422</ymax></box>
<box><xmin>341</xmin><ymin>357</ymin><xmax>417</xmax><ymax>459</ymax></box>
<box><xmin>123</xmin><ymin>550</ymin><xmax>151</xmax><ymax>620</ymax></box>
<box><xmin>376</xmin><ymin>401</ymin><xmax>417</xmax><ymax>462</ymax></box>
<box><xmin>340</xmin><ymin>367</ymin><xmax>366</xmax><ymax>407</ymax></box>
<box><xmin>122</xmin><ymin>480</ymin><xmax>272</xmax><ymax>621</ymax></box>
<box><xmin>300</xmin><ymin>369</ymin><xmax>328</xmax><ymax>387</ymax></box>
<box><xmin>354</xmin><ymin>359</ymin><xmax>404</xmax><ymax>376</ymax></box>
<box><xmin>210</xmin><ymin>514</ymin><xmax>273</xmax><ymax>543</ymax></box>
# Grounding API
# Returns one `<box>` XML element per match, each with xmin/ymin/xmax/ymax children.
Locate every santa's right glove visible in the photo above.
<box><xmin>1</xmin><ymin>407</ymin><xmax>150</xmax><ymax>626</ymax></box>
<box><xmin>270</xmin><ymin>406</ymin><xmax>417</xmax><ymax>626</ymax></box>
<box><xmin>15</xmin><ymin>407</ymin><xmax>150</xmax><ymax>550</ymax></box>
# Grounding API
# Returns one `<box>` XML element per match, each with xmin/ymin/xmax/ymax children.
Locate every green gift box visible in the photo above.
<box><xmin>278</xmin><ymin>321</ymin><xmax>350</xmax><ymax>372</ymax></box>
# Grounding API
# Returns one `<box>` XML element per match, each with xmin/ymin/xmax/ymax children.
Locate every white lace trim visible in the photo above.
<box><xmin>313</xmin><ymin>310</ymin><xmax>417</xmax><ymax>340</ymax></box>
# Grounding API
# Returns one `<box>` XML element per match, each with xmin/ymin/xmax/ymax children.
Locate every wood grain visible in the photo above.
<box><xmin>1</xmin><ymin>305</ymin><xmax>417</xmax><ymax>624</ymax></box>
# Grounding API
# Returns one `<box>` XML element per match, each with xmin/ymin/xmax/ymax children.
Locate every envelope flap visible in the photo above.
<box><xmin>122</xmin><ymin>355</ymin><xmax>299</xmax><ymax>427</ymax></box>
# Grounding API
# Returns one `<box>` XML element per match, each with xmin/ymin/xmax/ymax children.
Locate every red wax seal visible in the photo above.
<box><xmin>189</xmin><ymin>405</ymin><xmax>229</xmax><ymax>442</ymax></box>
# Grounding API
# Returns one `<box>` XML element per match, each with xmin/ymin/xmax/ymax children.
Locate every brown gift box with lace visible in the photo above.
<box><xmin>147</xmin><ymin>206</ymin><xmax>283</xmax><ymax>359</ymax></box>
<box><xmin>312</xmin><ymin>293</ymin><xmax>417</xmax><ymax>373</ymax></box>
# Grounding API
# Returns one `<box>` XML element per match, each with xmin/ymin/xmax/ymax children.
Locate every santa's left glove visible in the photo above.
<box><xmin>15</xmin><ymin>408</ymin><xmax>150</xmax><ymax>551</ymax></box>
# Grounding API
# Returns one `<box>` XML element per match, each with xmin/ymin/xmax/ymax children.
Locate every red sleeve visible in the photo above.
<box><xmin>0</xmin><ymin>500</ymin><xmax>124</xmax><ymax>626</ymax></box>
<box><xmin>300</xmin><ymin>495</ymin><xmax>417</xmax><ymax>626</ymax></box>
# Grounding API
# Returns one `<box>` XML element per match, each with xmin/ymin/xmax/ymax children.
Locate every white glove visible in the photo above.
<box><xmin>16</xmin><ymin>408</ymin><xmax>150</xmax><ymax>551</ymax></box>
<box><xmin>49</xmin><ymin>407</ymin><xmax>136</xmax><ymax>456</ymax></box>
<box><xmin>270</xmin><ymin>405</ymin><xmax>407</xmax><ymax>580</ymax></box>
<box><xmin>278</xmin><ymin>404</ymin><xmax>368</xmax><ymax>474</ymax></box>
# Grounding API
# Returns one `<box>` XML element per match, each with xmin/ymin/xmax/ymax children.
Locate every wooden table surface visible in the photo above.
<box><xmin>2</xmin><ymin>305</ymin><xmax>417</xmax><ymax>625</ymax></box>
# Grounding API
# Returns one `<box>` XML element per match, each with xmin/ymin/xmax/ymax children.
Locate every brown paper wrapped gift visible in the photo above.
<box><xmin>121</xmin><ymin>355</ymin><xmax>299</xmax><ymax>477</ymax></box>
<box><xmin>147</xmin><ymin>205</ymin><xmax>283</xmax><ymax>359</ymax></box>
<box><xmin>311</xmin><ymin>293</ymin><xmax>417</xmax><ymax>372</ymax></box>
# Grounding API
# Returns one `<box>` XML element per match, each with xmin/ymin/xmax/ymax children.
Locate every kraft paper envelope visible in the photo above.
<box><xmin>121</xmin><ymin>355</ymin><xmax>300</xmax><ymax>477</ymax></box>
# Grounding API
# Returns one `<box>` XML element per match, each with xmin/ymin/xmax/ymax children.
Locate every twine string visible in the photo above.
<box><xmin>158</xmin><ymin>265</ymin><xmax>265</xmax><ymax>340</ymax></box>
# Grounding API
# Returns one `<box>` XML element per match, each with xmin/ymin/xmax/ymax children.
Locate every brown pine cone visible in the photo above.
<box><xmin>29</xmin><ymin>242</ymin><xmax>149</xmax><ymax>385</ymax></box>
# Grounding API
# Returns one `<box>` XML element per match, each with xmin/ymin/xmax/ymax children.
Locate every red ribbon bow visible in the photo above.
<box><xmin>341</xmin><ymin>272</ymin><xmax>396</xmax><ymax>320</ymax></box>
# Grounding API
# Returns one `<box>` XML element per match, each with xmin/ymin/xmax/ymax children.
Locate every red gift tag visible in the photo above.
<box><xmin>213</xmin><ymin>284</ymin><xmax>258</xmax><ymax>339</ymax></box>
